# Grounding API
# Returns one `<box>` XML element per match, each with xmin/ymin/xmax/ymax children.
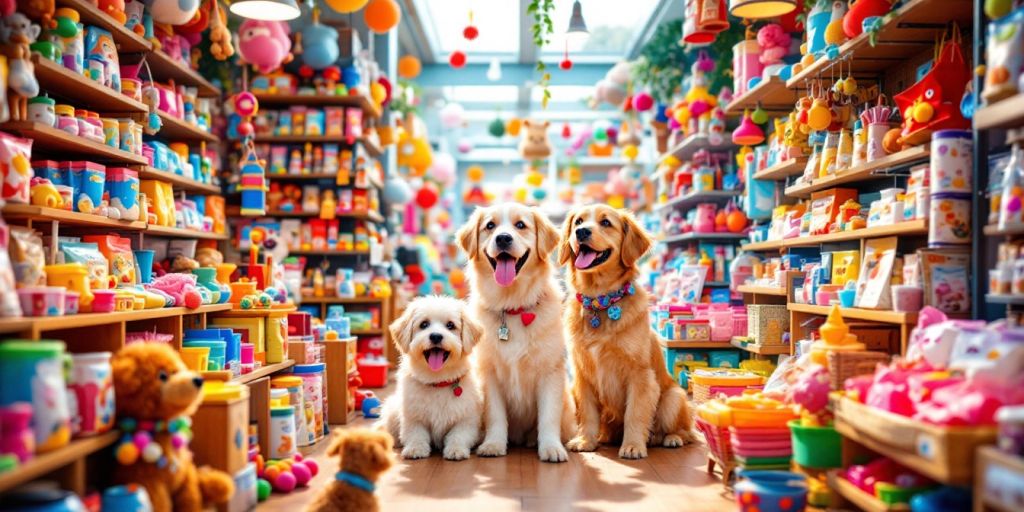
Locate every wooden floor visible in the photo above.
<box><xmin>261</xmin><ymin>383</ymin><xmax>736</xmax><ymax>512</ymax></box>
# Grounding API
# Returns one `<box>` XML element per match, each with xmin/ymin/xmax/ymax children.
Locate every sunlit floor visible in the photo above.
<box><xmin>261</xmin><ymin>383</ymin><xmax>735</xmax><ymax>512</ymax></box>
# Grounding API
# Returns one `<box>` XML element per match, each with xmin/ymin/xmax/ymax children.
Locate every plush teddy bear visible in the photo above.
<box><xmin>111</xmin><ymin>343</ymin><xmax>234</xmax><ymax>512</ymax></box>
<box><xmin>518</xmin><ymin>119</ymin><xmax>551</xmax><ymax>160</ymax></box>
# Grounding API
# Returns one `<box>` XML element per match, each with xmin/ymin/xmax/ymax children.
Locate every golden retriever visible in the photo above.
<box><xmin>456</xmin><ymin>203</ymin><xmax>575</xmax><ymax>463</ymax></box>
<box><xmin>560</xmin><ymin>204</ymin><xmax>697</xmax><ymax>459</ymax></box>
<box><xmin>380</xmin><ymin>296</ymin><xmax>484</xmax><ymax>460</ymax></box>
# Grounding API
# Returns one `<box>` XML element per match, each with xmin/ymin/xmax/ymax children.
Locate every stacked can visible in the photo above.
<box><xmin>928</xmin><ymin>130</ymin><xmax>973</xmax><ymax>247</ymax></box>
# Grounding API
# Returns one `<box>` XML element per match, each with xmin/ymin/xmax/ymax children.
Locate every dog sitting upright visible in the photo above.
<box><xmin>305</xmin><ymin>428</ymin><xmax>394</xmax><ymax>512</ymax></box>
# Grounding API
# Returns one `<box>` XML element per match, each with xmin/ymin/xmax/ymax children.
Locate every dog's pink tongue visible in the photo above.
<box><xmin>494</xmin><ymin>258</ymin><xmax>517</xmax><ymax>287</ymax></box>
<box><xmin>427</xmin><ymin>350</ymin><xmax>445</xmax><ymax>371</ymax></box>
<box><xmin>575</xmin><ymin>250</ymin><xmax>597</xmax><ymax>269</ymax></box>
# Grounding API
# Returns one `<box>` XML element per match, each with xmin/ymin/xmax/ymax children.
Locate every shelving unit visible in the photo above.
<box><xmin>660</xmin><ymin>232</ymin><xmax>747</xmax><ymax>244</ymax></box>
<box><xmin>724</xmin><ymin>76</ymin><xmax>797</xmax><ymax>115</ymax></box>
<box><xmin>788</xmin><ymin>303</ymin><xmax>916</xmax><ymax>326</ymax></box>
<box><xmin>783</xmin><ymin>146</ymin><xmax>929</xmax><ymax>199</ymax></box>
<box><xmin>156</xmin><ymin>112</ymin><xmax>218</xmax><ymax>143</ymax></box>
<box><xmin>736</xmin><ymin>285</ymin><xmax>786</xmax><ymax>296</ymax></box>
<box><xmin>660</xmin><ymin>340</ymin><xmax>735</xmax><ymax>349</ymax></box>
<box><xmin>59</xmin><ymin>0</ymin><xmax>152</xmax><ymax>53</ymax></box>
<box><xmin>144</xmin><ymin>49</ymin><xmax>220</xmax><ymax>97</ymax></box>
<box><xmin>661</xmin><ymin>133</ymin><xmax>736</xmax><ymax>162</ymax></box>
<box><xmin>264</xmin><ymin>210</ymin><xmax>384</xmax><ymax>223</ymax></box>
<box><xmin>138</xmin><ymin>167</ymin><xmax>221</xmax><ymax>195</ymax></box>
<box><xmin>252</xmin><ymin>94</ymin><xmax>381</xmax><ymax>116</ymax></box>
<box><xmin>300</xmin><ymin>296</ymin><xmax>387</xmax><ymax>304</ymax></box>
<box><xmin>0</xmin><ymin>431</ymin><xmax>120</xmax><ymax>494</ymax></box>
<box><xmin>975</xmin><ymin>94</ymin><xmax>1024</xmax><ymax>130</ymax></box>
<box><xmin>827</xmin><ymin>471</ymin><xmax>910</xmax><ymax>512</ymax></box>
<box><xmin>289</xmin><ymin>249</ymin><xmax>370</xmax><ymax>256</ymax></box>
<box><xmin>653</xmin><ymin>189</ymin><xmax>741</xmax><ymax>213</ymax></box>
<box><xmin>0</xmin><ymin>122</ymin><xmax>148</xmax><ymax>165</ymax></box>
<box><xmin>145</xmin><ymin>224</ymin><xmax>230</xmax><ymax>241</ymax></box>
<box><xmin>752</xmin><ymin>158</ymin><xmax>807</xmax><ymax>181</ymax></box>
<box><xmin>32</xmin><ymin>55</ymin><xmax>149</xmax><ymax>116</ymax></box>
<box><xmin>230</xmin><ymin>360</ymin><xmax>296</xmax><ymax>385</ymax></box>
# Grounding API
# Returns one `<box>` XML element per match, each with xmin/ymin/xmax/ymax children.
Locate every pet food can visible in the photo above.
<box><xmin>271</xmin><ymin>376</ymin><xmax>311</xmax><ymax>447</ymax></box>
<box><xmin>67</xmin><ymin>352</ymin><xmax>114</xmax><ymax>437</ymax></box>
<box><xmin>291</xmin><ymin>363</ymin><xmax>326</xmax><ymax>441</ymax></box>
<box><xmin>105</xmin><ymin>168</ymin><xmax>140</xmax><ymax>221</ymax></box>
<box><xmin>930</xmin><ymin>129</ymin><xmax>973</xmax><ymax>194</ymax></box>
<box><xmin>101</xmin><ymin>118</ymin><xmax>119</xmax><ymax>148</ymax></box>
<box><xmin>65</xmin><ymin>161</ymin><xmax>105</xmax><ymax>214</ymax></box>
<box><xmin>928</xmin><ymin>193</ymin><xmax>972</xmax><ymax>247</ymax></box>
<box><xmin>91</xmin><ymin>290</ymin><xmax>116</xmax><ymax>313</ymax></box>
<box><xmin>0</xmin><ymin>341</ymin><xmax>71</xmax><ymax>452</ymax></box>
<box><xmin>269</xmin><ymin>406</ymin><xmax>297</xmax><ymax>459</ymax></box>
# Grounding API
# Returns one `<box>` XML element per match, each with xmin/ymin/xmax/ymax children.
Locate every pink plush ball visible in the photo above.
<box><xmin>291</xmin><ymin>462</ymin><xmax>312</xmax><ymax>486</ymax></box>
<box><xmin>273</xmin><ymin>471</ymin><xmax>297</xmax><ymax>492</ymax></box>
<box><xmin>303</xmin><ymin>459</ymin><xmax>319</xmax><ymax>476</ymax></box>
<box><xmin>632</xmin><ymin>92</ymin><xmax>654</xmax><ymax>112</ymax></box>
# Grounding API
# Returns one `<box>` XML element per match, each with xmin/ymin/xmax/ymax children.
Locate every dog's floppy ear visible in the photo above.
<box><xmin>459</xmin><ymin>307</ymin><xmax>483</xmax><ymax>355</ymax></box>
<box><xmin>326</xmin><ymin>428</ymin><xmax>347</xmax><ymax>457</ymax></box>
<box><xmin>456</xmin><ymin>208</ymin><xmax>482</xmax><ymax>259</ymax></box>
<box><xmin>557</xmin><ymin>210</ymin><xmax>576</xmax><ymax>266</ymax></box>
<box><xmin>618</xmin><ymin>209</ymin><xmax>653</xmax><ymax>268</ymax></box>
<box><xmin>388</xmin><ymin>303</ymin><xmax>417</xmax><ymax>354</ymax></box>
<box><xmin>532</xmin><ymin>210</ymin><xmax>560</xmax><ymax>261</ymax></box>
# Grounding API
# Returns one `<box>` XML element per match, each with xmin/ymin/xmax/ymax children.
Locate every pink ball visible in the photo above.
<box><xmin>234</xmin><ymin>92</ymin><xmax>259</xmax><ymax>117</ymax></box>
<box><xmin>273</xmin><ymin>471</ymin><xmax>297</xmax><ymax>492</ymax></box>
<box><xmin>291</xmin><ymin>462</ymin><xmax>312</xmax><ymax>486</ymax></box>
<box><xmin>133</xmin><ymin>432</ymin><xmax>151</xmax><ymax>451</ymax></box>
<box><xmin>292</xmin><ymin>453</ymin><xmax>304</xmax><ymax>462</ymax></box>
<box><xmin>237</xmin><ymin>122</ymin><xmax>254</xmax><ymax>137</ymax></box>
<box><xmin>632</xmin><ymin>92</ymin><xmax>654</xmax><ymax>111</ymax></box>
<box><xmin>303</xmin><ymin>459</ymin><xmax>319</xmax><ymax>476</ymax></box>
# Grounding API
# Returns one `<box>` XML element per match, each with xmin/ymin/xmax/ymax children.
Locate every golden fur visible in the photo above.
<box><xmin>305</xmin><ymin>428</ymin><xmax>395</xmax><ymax>512</ymax></box>
<box><xmin>380</xmin><ymin>295</ymin><xmax>484</xmax><ymax>460</ymax></box>
<box><xmin>559</xmin><ymin>205</ymin><xmax>697</xmax><ymax>459</ymax></box>
<box><xmin>111</xmin><ymin>343</ymin><xmax>234</xmax><ymax>512</ymax></box>
<box><xmin>456</xmin><ymin>203</ymin><xmax>575</xmax><ymax>463</ymax></box>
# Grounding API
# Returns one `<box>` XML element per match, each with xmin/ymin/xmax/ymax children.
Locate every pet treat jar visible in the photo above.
<box><xmin>67</xmin><ymin>352</ymin><xmax>115</xmax><ymax>437</ymax></box>
<box><xmin>0</xmin><ymin>341</ymin><xmax>72</xmax><ymax>452</ymax></box>
<box><xmin>928</xmin><ymin>193</ymin><xmax>972</xmax><ymax>247</ymax></box>
<box><xmin>27</xmin><ymin>97</ymin><xmax>56</xmax><ymax>127</ymax></box>
<box><xmin>291</xmin><ymin>363</ymin><xmax>327</xmax><ymax>441</ymax></box>
<box><xmin>269</xmin><ymin>406</ymin><xmax>298</xmax><ymax>459</ymax></box>
<box><xmin>930</xmin><ymin>129</ymin><xmax>972</xmax><ymax>194</ymax></box>
<box><xmin>271</xmin><ymin>376</ymin><xmax>311</xmax><ymax>447</ymax></box>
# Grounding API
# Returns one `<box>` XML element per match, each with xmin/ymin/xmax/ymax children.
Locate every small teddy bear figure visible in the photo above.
<box><xmin>305</xmin><ymin>428</ymin><xmax>395</xmax><ymax>512</ymax></box>
<box><xmin>518</xmin><ymin>119</ymin><xmax>552</xmax><ymax>160</ymax></box>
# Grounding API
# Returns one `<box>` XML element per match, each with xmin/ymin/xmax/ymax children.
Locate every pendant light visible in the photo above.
<box><xmin>566</xmin><ymin>0</ymin><xmax>589</xmax><ymax>43</ymax></box>
<box><xmin>230</xmin><ymin>0</ymin><xmax>301</xmax><ymax>21</ymax></box>
<box><xmin>728</xmin><ymin>0</ymin><xmax>797</xmax><ymax>19</ymax></box>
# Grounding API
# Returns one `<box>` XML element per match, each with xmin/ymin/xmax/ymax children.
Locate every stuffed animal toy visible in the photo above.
<box><xmin>305</xmin><ymin>428</ymin><xmax>395</xmax><ymax>512</ymax></box>
<box><xmin>757</xmin><ymin>23</ymin><xmax>791</xmax><ymax>68</ymax></box>
<box><xmin>207</xmin><ymin>1</ymin><xmax>232</xmax><ymax>60</ymax></box>
<box><xmin>147</xmin><ymin>273</ymin><xmax>203</xmax><ymax>309</ymax></box>
<box><xmin>194</xmin><ymin>247</ymin><xmax>224</xmax><ymax>268</ymax></box>
<box><xmin>518</xmin><ymin>120</ymin><xmax>551</xmax><ymax>160</ymax></box>
<box><xmin>147</xmin><ymin>0</ymin><xmax>201</xmax><ymax>26</ymax></box>
<box><xmin>238</xmin><ymin>19</ymin><xmax>292</xmax><ymax>74</ymax></box>
<box><xmin>111</xmin><ymin>343</ymin><xmax>234</xmax><ymax>512</ymax></box>
<box><xmin>302</xmin><ymin>20</ymin><xmax>339</xmax><ymax>70</ymax></box>
<box><xmin>169</xmin><ymin>254</ymin><xmax>199</xmax><ymax>273</ymax></box>
<box><xmin>0</xmin><ymin>13</ymin><xmax>41</xmax><ymax>122</ymax></box>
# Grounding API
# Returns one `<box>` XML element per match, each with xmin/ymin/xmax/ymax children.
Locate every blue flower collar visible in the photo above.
<box><xmin>576</xmin><ymin>282</ymin><xmax>636</xmax><ymax>328</ymax></box>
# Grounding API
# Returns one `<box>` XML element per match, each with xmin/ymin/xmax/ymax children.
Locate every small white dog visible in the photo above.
<box><xmin>380</xmin><ymin>295</ymin><xmax>484</xmax><ymax>460</ymax></box>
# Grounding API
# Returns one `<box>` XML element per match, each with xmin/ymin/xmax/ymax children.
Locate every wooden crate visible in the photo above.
<box><xmin>192</xmin><ymin>386</ymin><xmax>251</xmax><ymax>474</ymax></box>
<box><xmin>833</xmin><ymin>395</ymin><xmax>996</xmax><ymax>485</ymax></box>
<box><xmin>974</xmin><ymin>446</ymin><xmax>1024</xmax><ymax>512</ymax></box>
<box><xmin>320</xmin><ymin>336</ymin><xmax>354</xmax><ymax>425</ymax></box>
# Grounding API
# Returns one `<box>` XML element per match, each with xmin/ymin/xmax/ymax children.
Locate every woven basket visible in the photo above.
<box><xmin>747</xmin><ymin>305</ymin><xmax>789</xmax><ymax>345</ymax></box>
<box><xmin>826</xmin><ymin>350</ymin><xmax>891</xmax><ymax>390</ymax></box>
<box><xmin>696</xmin><ymin>417</ymin><xmax>734</xmax><ymax>466</ymax></box>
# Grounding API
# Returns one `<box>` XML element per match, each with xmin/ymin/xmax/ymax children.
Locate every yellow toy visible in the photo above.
<box><xmin>320</xmin><ymin>190</ymin><xmax>337</xmax><ymax>220</ymax></box>
<box><xmin>30</xmin><ymin>180</ymin><xmax>63</xmax><ymax>209</ymax></box>
<box><xmin>140</xmin><ymin>180</ymin><xmax>174</xmax><ymax>227</ymax></box>
<box><xmin>810</xmin><ymin>305</ymin><xmax>865</xmax><ymax>364</ymax></box>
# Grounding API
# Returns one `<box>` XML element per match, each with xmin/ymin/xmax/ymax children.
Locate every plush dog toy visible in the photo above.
<box><xmin>111</xmin><ymin>343</ymin><xmax>234</xmax><ymax>512</ymax></box>
<box><xmin>305</xmin><ymin>428</ymin><xmax>394</xmax><ymax>512</ymax></box>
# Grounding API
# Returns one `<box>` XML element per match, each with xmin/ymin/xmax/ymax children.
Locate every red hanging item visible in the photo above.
<box><xmin>682</xmin><ymin>0</ymin><xmax>729</xmax><ymax>44</ymax></box>
<box><xmin>893</xmin><ymin>29</ymin><xmax>971</xmax><ymax>146</ymax></box>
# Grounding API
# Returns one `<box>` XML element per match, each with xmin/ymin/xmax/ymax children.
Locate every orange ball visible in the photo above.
<box><xmin>398</xmin><ymin>55</ymin><xmax>421</xmax><ymax>79</ymax></box>
<box><xmin>364</xmin><ymin>0</ymin><xmax>401</xmax><ymax>34</ymax></box>
<box><xmin>264</xmin><ymin>466</ymin><xmax>281</xmax><ymax>480</ymax></box>
<box><xmin>727</xmin><ymin>210</ymin><xmax>748</xmax><ymax>233</ymax></box>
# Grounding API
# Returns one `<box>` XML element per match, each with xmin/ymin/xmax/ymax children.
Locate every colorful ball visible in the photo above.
<box><xmin>325</xmin><ymin>0</ymin><xmax>369</xmax><ymax>13</ymax></box>
<box><xmin>133</xmin><ymin>432</ymin><xmax>151</xmax><ymax>451</ymax></box>
<box><xmin>559</xmin><ymin>59</ymin><xmax>572</xmax><ymax>70</ymax></box>
<box><xmin>466</xmin><ymin>165</ymin><xmax>485</xmax><ymax>182</ymax></box>
<box><xmin>264</xmin><ymin>466</ymin><xmax>281</xmax><ymax>481</ymax></box>
<box><xmin>463</xmin><ymin>25</ymin><xmax>479</xmax><ymax>40</ymax></box>
<box><xmin>449</xmin><ymin>50</ymin><xmax>467</xmax><ymax>69</ymax></box>
<box><xmin>142</xmin><ymin>443</ymin><xmax>162</xmax><ymax>463</ymax></box>
<box><xmin>364</xmin><ymin>0</ymin><xmax>401</xmax><ymax>34</ymax></box>
<box><xmin>273</xmin><ymin>471</ymin><xmax>297</xmax><ymax>492</ymax></box>
<box><xmin>237</xmin><ymin>121</ymin><xmax>254</xmax><ymax>137</ymax></box>
<box><xmin>622</xmin><ymin>144</ymin><xmax>639</xmax><ymax>160</ymax></box>
<box><xmin>233</xmin><ymin>92</ymin><xmax>258</xmax><ymax>117</ymax></box>
<box><xmin>525</xmin><ymin>171</ymin><xmax>544</xmax><ymax>187</ymax></box>
<box><xmin>303</xmin><ymin>459</ymin><xmax>319</xmax><ymax>476</ymax></box>
<box><xmin>632</xmin><ymin>92</ymin><xmax>654</xmax><ymax>111</ymax></box>
<box><xmin>116</xmin><ymin>443</ymin><xmax>139</xmax><ymax>465</ymax></box>
<box><xmin>397</xmin><ymin>55</ymin><xmax>421</xmax><ymax>79</ymax></box>
<box><xmin>415</xmin><ymin>183</ymin><xmax>439</xmax><ymax>209</ymax></box>
<box><xmin>291</xmin><ymin>462</ymin><xmax>312</xmax><ymax>486</ymax></box>
<box><xmin>370</xmin><ymin>82</ymin><xmax>387</xmax><ymax>105</ymax></box>
<box><xmin>256</xmin><ymin>479</ymin><xmax>271</xmax><ymax>501</ymax></box>
<box><xmin>532</xmin><ymin>188</ymin><xmax>547</xmax><ymax>200</ymax></box>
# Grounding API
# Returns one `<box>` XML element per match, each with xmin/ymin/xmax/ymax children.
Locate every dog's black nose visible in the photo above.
<box><xmin>192</xmin><ymin>377</ymin><xmax>204</xmax><ymax>389</ymax></box>
<box><xmin>576</xmin><ymin>227</ymin><xmax>591</xmax><ymax>241</ymax></box>
<box><xmin>429</xmin><ymin>333</ymin><xmax>444</xmax><ymax>345</ymax></box>
<box><xmin>495</xmin><ymin>233</ymin><xmax>513</xmax><ymax>249</ymax></box>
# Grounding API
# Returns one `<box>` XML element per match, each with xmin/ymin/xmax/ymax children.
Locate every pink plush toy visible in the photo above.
<box><xmin>905</xmin><ymin>306</ymin><xmax>985</xmax><ymax>370</ymax></box>
<box><xmin>757</xmin><ymin>23</ymin><xmax>792</xmax><ymax>67</ymax></box>
<box><xmin>238</xmin><ymin>20</ymin><xmax>292</xmax><ymax>74</ymax></box>
<box><xmin>147</xmin><ymin>273</ymin><xmax>203</xmax><ymax>309</ymax></box>
<box><xmin>790</xmin><ymin>364</ymin><xmax>831</xmax><ymax>415</ymax></box>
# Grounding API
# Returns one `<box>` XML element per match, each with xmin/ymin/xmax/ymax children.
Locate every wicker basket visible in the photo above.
<box><xmin>696</xmin><ymin>417</ymin><xmax>734</xmax><ymax>466</ymax></box>
<box><xmin>747</xmin><ymin>305</ymin><xmax>789</xmax><ymax>345</ymax></box>
<box><xmin>826</xmin><ymin>350</ymin><xmax>891</xmax><ymax>390</ymax></box>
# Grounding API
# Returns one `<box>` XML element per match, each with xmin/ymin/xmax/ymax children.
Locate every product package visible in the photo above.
<box><xmin>9</xmin><ymin>227</ymin><xmax>46</xmax><ymax>288</ymax></box>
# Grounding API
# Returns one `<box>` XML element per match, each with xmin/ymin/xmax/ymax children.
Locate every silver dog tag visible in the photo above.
<box><xmin>498</xmin><ymin>324</ymin><xmax>509</xmax><ymax>341</ymax></box>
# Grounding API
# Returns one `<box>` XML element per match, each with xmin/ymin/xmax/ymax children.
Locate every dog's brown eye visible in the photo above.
<box><xmin>158</xmin><ymin>370</ymin><xmax>168</xmax><ymax>382</ymax></box>
<box><xmin>419</xmin><ymin>320</ymin><xmax>430</xmax><ymax>330</ymax></box>
<box><xmin>485</xmin><ymin>221</ymin><xmax>496</xmax><ymax>230</ymax></box>
<box><xmin>601</xmin><ymin>219</ymin><xmax>612</xmax><ymax>228</ymax></box>
<box><xmin>515</xmin><ymin>221</ymin><xmax>526</xmax><ymax>229</ymax></box>
<box><xmin>446</xmin><ymin>321</ymin><xmax>456</xmax><ymax>330</ymax></box>
<box><xmin>574</xmin><ymin>218</ymin><xmax>583</xmax><ymax>226</ymax></box>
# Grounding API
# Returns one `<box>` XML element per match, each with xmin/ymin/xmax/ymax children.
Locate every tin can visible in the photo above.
<box><xmin>928</xmin><ymin>192</ymin><xmax>971</xmax><ymax>247</ymax></box>
<box><xmin>930</xmin><ymin>129</ymin><xmax>972</xmax><ymax>194</ymax></box>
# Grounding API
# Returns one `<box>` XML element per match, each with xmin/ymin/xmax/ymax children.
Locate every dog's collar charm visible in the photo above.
<box><xmin>336</xmin><ymin>471</ymin><xmax>376</xmax><ymax>493</ymax></box>
<box><xmin>431</xmin><ymin>378</ymin><xmax>464</xmax><ymax>397</ymax></box>
<box><xmin>113</xmin><ymin>417</ymin><xmax>193</xmax><ymax>472</ymax></box>
<box><xmin>576</xmin><ymin>282</ymin><xmax>635</xmax><ymax>328</ymax></box>
<box><xmin>505</xmin><ymin>307</ymin><xmax>536</xmax><ymax>327</ymax></box>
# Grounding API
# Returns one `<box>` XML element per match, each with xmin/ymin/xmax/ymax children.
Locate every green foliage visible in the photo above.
<box><xmin>528</xmin><ymin>0</ymin><xmax>555</xmax><ymax>108</ymax></box>
<box><xmin>390</xmin><ymin>79</ymin><xmax>421</xmax><ymax>116</ymax></box>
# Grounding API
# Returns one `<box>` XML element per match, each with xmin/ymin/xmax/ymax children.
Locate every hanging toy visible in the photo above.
<box><xmin>463</xmin><ymin>9</ymin><xmax>478</xmax><ymax>40</ymax></box>
<box><xmin>449</xmin><ymin>50</ymin><xmax>467</xmax><ymax>69</ymax></box>
<box><xmin>302</xmin><ymin>7</ymin><xmax>339</xmax><ymax>70</ymax></box>
<box><xmin>207</xmin><ymin>1</ymin><xmax>233</xmax><ymax>60</ymax></box>
<box><xmin>234</xmin><ymin>92</ymin><xmax>267</xmax><ymax>217</ymax></box>
<box><xmin>238</xmin><ymin>19</ymin><xmax>293</xmax><ymax>74</ymax></box>
<box><xmin>560</xmin><ymin>40</ymin><xmax>573</xmax><ymax>70</ymax></box>
<box><xmin>142</xmin><ymin>84</ymin><xmax>163</xmax><ymax>134</ymax></box>
<box><xmin>148</xmin><ymin>0</ymin><xmax>201</xmax><ymax>26</ymax></box>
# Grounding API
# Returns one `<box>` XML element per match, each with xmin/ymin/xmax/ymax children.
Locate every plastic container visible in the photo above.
<box><xmin>133</xmin><ymin>250</ymin><xmax>154</xmax><ymax>284</ymax></box>
<box><xmin>271</xmin><ymin>375</ymin><xmax>311</xmax><ymax>447</ymax></box>
<box><xmin>91</xmin><ymin>289</ymin><xmax>116</xmax><ymax>313</ymax></box>
<box><xmin>788</xmin><ymin>420</ymin><xmax>842</xmax><ymax>468</ymax></box>
<box><xmin>240</xmin><ymin>343</ymin><xmax>255</xmax><ymax>374</ymax></box>
<box><xmin>0</xmin><ymin>403</ymin><xmax>34</xmax><ymax>462</ymax></box>
<box><xmin>269</xmin><ymin>406</ymin><xmax>297</xmax><ymax>459</ymax></box>
<box><xmin>357</xmin><ymin>357</ymin><xmax>388</xmax><ymax>388</ymax></box>
<box><xmin>997</xmin><ymin>405</ymin><xmax>1024</xmax><ymax>457</ymax></box>
<box><xmin>16</xmin><ymin>286</ymin><xmax>65</xmax><ymax>316</ymax></box>
<box><xmin>45</xmin><ymin>263</ymin><xmax>93</xmax><ymax>312</ymax></box>
<box><xmin>101</xmin><ymin>484</ymin><xmax>153</xmax><ymax>512</ymax></box>
<box><xmin>192</xmin><ymin>268</ymin><xmax>221</xmax><ymax>304</ymax></box>
<box><xmin>64</xmin><ymin>291</ymin><xmax>79</xmax><ymax>315</ymax></box>
<box><xmin>105</xmin><ymin>167</ymin><xmax>140</xmax><ymax>221</ymax></box>
<box><xmin>66</xmin><ymin>161</ymin><xmax>105</xmax><ymax>214</ymax></box>
<box><xmin>928</xmin><ymin>192</ymin><xmax>971</xmax><ymax>246</ymax></box>
<box><xmin>930</xmin><ymin>129</ymin><xmax>972</xmax><ymax>194</ymax></box>
<box><xmin>291</xmin><ymin>363</ymin><xmax>327</xmax><ymax>441</ymax></box>
<box><xmin>68</xmin><ymin>352</ymin><xmax>115</xmax><ymax>437</ymax></box>
<box><xmin>0</xmin><ymin>341</ymin><xmax>71</xmax><ymax>452</ymax></box>
<box><xmin>891</xmin><ymin>285</ymin><xmax>924</xmax><ymax>313</ymax></box>
<box><xmin>265</xmin><ymin>307</ymin><xmax>289</xmax><ymax>364</ymax></box>
<box><xmin>180</xmin><ymin>347</ymin><xmax>210</xmax><ymax>373</ymax></box>
<box><xmin>184</xmin><ymin>340</ymin><xmax>226</xmax><ymax>370</ymax></box>
<box><xmin>734</xmin><ymin>470</ymin><xmax>809</xmax><ymax>512</ymax></box>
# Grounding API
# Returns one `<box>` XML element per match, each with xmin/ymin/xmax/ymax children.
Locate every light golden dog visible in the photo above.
<box><xmin>560</xmin><ymin>205</ymin><xmax>697</xmax><ymax>459</ymax></box>
<box><xmin>380</xmin><ymin>296</ymin><xmax>484</xmax><ymax>460</ymax></box>
<box><xmin>456</xmin><ymin>203</ymin><xmax>575</xmax><ymax>463</ymax></box>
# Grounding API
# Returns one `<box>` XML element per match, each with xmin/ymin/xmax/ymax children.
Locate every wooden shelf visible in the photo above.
<box><xmin>145</xmin><ymin>224</ymin><xmax>229</xmax><ymax>241</ymax></box>
<box><xmin>2</xmin><ymin>204</ymin><xmax>147</xmax><ymax>230</ymax></box>
<box><xmin>232</xmin><ymin>360</ymin><xmax>295</xmax><ymax>384</ymax></box>
<box><xmin>290</xmin><ymin>249</ymin><xmax>370</xmax><ymax>256</ymax></box>
<box><xmin>0</xmin><ymin>430</ymin><xmax>119</xmax><ymax>493</ymax></box>
<box><xmin>737</xmin><ymin>285</ymin><xmax>787</xmax><ymax>296</ymax></box>
<box><xmin>660</xmin><ymin>340</ymin><xmax>736</xmax><ymax>349</ymax></box>
<box><xmin>986</xmin><ymin>294</ymin><xmax>1024</xmax><ymax>305</ymax></box>
<box><xmin>32</xmin><ymin>55</ymin><xmax>148</xmax><ymax>115</ymax></box>
<box><xmin>786</xmin><ymin>0</ymin><xmax>973</xmax><ymax>88</ymax></box>
<box><xmin>252</xmin><ymin>94</ymin><xmax>381</xmax><ymax>117</ymax></box>
<box><xmin>730</xmin><ymin>337</ymin><xmax>791</xmax><ymax>355</ymax></box>
<box><xmin>788</xmin><ymin>303</ymin><xmax>917</xmax><ymax>325</ymax></box>
<box><xmin>155</xmin><ymin>112</ymin><xmax>217</xmax><ymax>143</ymax></box>
<box><xmin>741</xmin><ymin>239</ymin><xmax>784</xmax><ymax>252</ymax></box>
<box><xmin>753</xmin><ymin>158</ymin><xmax>807</xmax><ymax>181</ymax></box>
<box><xmin>788</xmin><ymin>220</ymin><xmax>928</xmax><ymax>247</ymax></box>
<box><xmin>976</xmin><ymin>94</ymin><xmax>1024</xmax><ymax>131</ymax></box>
<box><xmin>300</xmin><ymin>296</ymin><xmax>384</xmax><ymax>304</ymax></box>
<box><xmin>144</xmin><ymin>49</ymin><xmax>219</xmax><ymax>97</ymax></box>
<box><xmin>265</xmin><ymin>174</ymin><xmax>381</xmax><ymax>194</ymax></box>
<box><xmin>724</xmin><ymin>76</ymin><xmax>798</xmax><ymax>115</ymax></box>
<box><xmin>58</xmin><ymin>0</ymin><xmax>151</xmax><ymax>53</ymax></box>
<box><xmin>984</xmin><ymin>224</ymin><xmax>1024</xmax><ymax>237</ymax></box>
<box><xmin>266</xmin><ymin>210</ymin><xmax>384</xmax><ymax>223</ymax></box>
<box><xmin>139</xmin><ymin>167</ymin><xmax>220</xmax><ymax>194</ymax></box>
<box><xmin>661</xmin><ymin>133</ymin><xmax>736</xmax><ymax>162</ymax></box>
<box><xmin>653</xmin><ymin>189</ymin><xmax>741</xmax><ymax>213</ymax></box>
<box><xmin>784</xmin><ymin>146</ymin><xmax>929</xmax><ymax>198</ymax></box>
<box><xmin>253</xmin><ymin>134</ymin><xmax>348</xmax><ymax>144</ymax></box>
<box><xmin>0</xmin><ymin>121</ymin><xmax>148</xmax><ymax>165</ymax></box>
<box><xmin>827</xmin><ymin>471</ymin><xmax>910</xmax><ymax>512</ymax></box>
<box><xmin>660</xmin><ymin>231</ymin><xmax>747</xmax><ymax>244</ymax></box>
<box><xmin>0</xmin><ymin>303</ymin><xmax>231</xmax><ymax>334</ymax></box>
<box><xmin>352</xmin><ymin>329</ymin><xmax>383</xmax><ymax>336</ymax></box>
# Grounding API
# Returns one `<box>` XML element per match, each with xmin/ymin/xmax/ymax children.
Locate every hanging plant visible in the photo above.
<box><xmin>528</xmin><ymin>0</ymin><xmax>555</xmax><ymax>108</ymax></box>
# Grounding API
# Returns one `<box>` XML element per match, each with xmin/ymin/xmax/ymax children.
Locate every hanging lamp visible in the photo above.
<box><xmin>229</xmin><ymin>0</ymin><xmax>301</xmax><ymax>21</ymax></box>
<box><xmin>728</xmin><ymin>0</ymin><xmax>797</xmax><ymax>19</ymax></box>
<box><xmin>566</xmin><ymin>0</ymin><xmax>589</xmax><ymax>43</ymax></box>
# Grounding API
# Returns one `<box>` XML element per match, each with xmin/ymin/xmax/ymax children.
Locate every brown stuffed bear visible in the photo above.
<box><xmin>518</xmin><ymin>119</ymin><xmax>552</xmax><ymax>160</ymax></box>
<box><xmin>111</xmin><ymin>343</ymin><xmax>234</xmax><ymax>512</ymax></box>
<box><xmin>305</xmin><ymin>428</ymin><xmax>395</xmax><ymax>512</ymax></box>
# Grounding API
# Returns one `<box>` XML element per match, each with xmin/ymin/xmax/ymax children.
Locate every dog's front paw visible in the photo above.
<box><xmin>682</xmin><ymin>429</ymin><xmax>700</xmax><ymax>444</ymax></box>
<box><xmin>618</xmin><ymin>442</ymin><xmax>648</xmax><ymax>459</ymax></box>
<box><xmin>538</xmin><ymin>441</ymin><xmax>568</xmax><ymax>463</ymax></box>
<box><xmin>566</xmin><ymin>436</ymin><xmax>598</xmax><ymax>452</ymax></box>
<box><xmin>443</xmin><ymin>444</ymin><xmax>471</xmax><ymax>461</ymax></box>
<box><xmin>662</xmin><ymin>434</ymin><xmax>684</xmax><ymax>448</ymax></box>
<box><xmin>401</xmin><ymin>443</ymin><xmax>431</xmax><ymax>460</ymax></box>
<box><xmin>476</xmin><ymin>440</ymin><xmax>507</xmax><ymax>457</ymax></box>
